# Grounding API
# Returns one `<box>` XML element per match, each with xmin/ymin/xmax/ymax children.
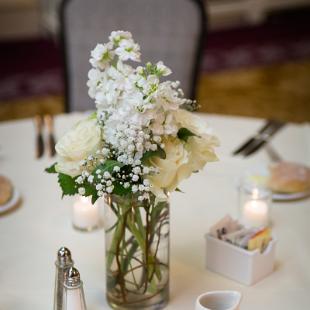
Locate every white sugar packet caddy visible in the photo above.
<box><xmin>205</xmin><ymin>234</ymin><xmax>277</xmax><ymax>285</ymax></box>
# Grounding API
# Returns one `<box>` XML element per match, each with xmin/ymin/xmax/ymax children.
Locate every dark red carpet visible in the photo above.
<box><xmin>0</xmin><ymin>8</ymin><xmax>309</xmax><ymax>101</ymax></box>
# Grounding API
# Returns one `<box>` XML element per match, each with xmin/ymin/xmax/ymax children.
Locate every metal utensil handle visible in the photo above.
<box><xmin>243</xmin><ymin>121</ymin><xmax>285</xmax><ymax>157</ymax></box>
<box><xmin>265</xmin><ymin>144</ymin><xmax>282</xmax><ymax>162</ymax></box>
<box><xmin>34</xmin><ymin>115</ymin><xmax>44</xmax><ymax>158</ymax></box>
<box><xmin>233</xmin><ymin>120</ymin><xmax>277</xmax><ymax>155</ymax></box>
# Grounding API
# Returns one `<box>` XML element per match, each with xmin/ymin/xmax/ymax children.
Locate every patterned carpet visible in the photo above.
<box><xmin>0</xmin><ymin>38</ymin><xmax>64</xmax><ymax>121</ymax></box>
<box><xmin>198</xmin><ymin>60</ymin><xmax>310</xmax><ymax>123</ymax></box>
<box><xmin>0</xmin><ymin>95</ymin><xmax>64</xmax><ymax>121</ymax></box>
<box><xmin>0</xmin><ymin>10</ymin><xmax>310</xmax><ymax>122</ymax></box>
<box><xmin>198</xmin><ymin>9</ymin><xmax>310</xmax><ymax>122</ymax></box>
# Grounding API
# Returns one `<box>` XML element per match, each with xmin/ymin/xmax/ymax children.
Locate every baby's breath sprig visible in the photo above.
<box><xmin>73</xmin><ymin>141</ymin><xmax>160</xmax><ymax>202</ymax></box>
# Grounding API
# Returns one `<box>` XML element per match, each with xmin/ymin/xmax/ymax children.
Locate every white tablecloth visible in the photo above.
<box><xmin>0</xmin><ymin>113</ymin><xmax>309</xmax><ymax>309</ymax></box>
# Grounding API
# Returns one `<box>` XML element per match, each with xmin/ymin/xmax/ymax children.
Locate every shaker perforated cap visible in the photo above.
<box><xmin>65</xmin><ymin>267</ymin><xmax>81</xmax><ymax>287</ymax></box>
<box><xmin>57</xmin><ymin>247</ymin><xmax>73</xmax><ymax>264</ymax></box>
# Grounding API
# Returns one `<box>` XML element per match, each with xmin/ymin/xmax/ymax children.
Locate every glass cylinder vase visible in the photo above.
<box><xmin>104</xmin><ymin>193</ymin><xmax>169</xmax><ymax>309</ymax></box>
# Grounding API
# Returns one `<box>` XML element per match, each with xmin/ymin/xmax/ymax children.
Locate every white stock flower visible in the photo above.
<box><xmin>87</xmin><ymin>68</ymin><xmax>103</xmax><ymax>99</ymax></box>
<box><xmin>55</xmin><ymin>118</ymin><xmax>102</xmax><ymax>177</ymax></box>
<box><xmin>137</xmin><ymin>75</ymin><xmax>159</xmax><ymax>97</ymax></box>
<box><xmin>115</xmin><ymin>39</ymin><xmax>141</xmax><ymax>62</ymax></box>
<box><xmin>155</xmin><ymin>81</ymin><xmax>185</xmax><ymax>111</ymax></box>
<box><xmin>156</xmin><ymin>61</ymin><xmax>172</xmax><ymax>76</ymax></box>
<box><xmin>83</xmin><ymin>31</ymin><xmax>218</xmax><ymax>197</ymax></box>
<box><xmin>89</xmin><ymin>43</ymin><xmax>114</xmax><ymax>69</ymax></box>
<box><xmin>163</xmin><ymin>113</ymin><xmax>178</xmax><ymax>135</ymax></box>
<box><xmin>117</xmin><ymin>60</ymin><xmax>135</xmax><ymax>80</ymax></box>
<box><xmin>109</xmin><ymin>30</ymin><xmax>132</xmax><ymax>44</ymax></box>
<box><xmin>149</xmin><ymin>112</ymin><xmax>165</xmax><ymax>135</ymax></box>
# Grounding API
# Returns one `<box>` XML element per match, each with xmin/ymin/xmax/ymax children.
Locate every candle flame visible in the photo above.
<box><xmin>252</xmin><ymin>188</ymin><xmax>259</xmax><ymax>199</ymax></box>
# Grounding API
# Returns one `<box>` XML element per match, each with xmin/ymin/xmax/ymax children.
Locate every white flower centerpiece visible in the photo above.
<box><xmin>46</xmin><ymin>31</ymin><xmax>219</xmax><ymax>309</ymax></box>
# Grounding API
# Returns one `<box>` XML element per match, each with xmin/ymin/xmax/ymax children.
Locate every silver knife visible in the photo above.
<box><xmin>34</xmin><ymin>115</ymin><xmax>44</xmax><ymax>159</ymax></box>
<box><xmin>44</xmin><ymin>114</ymin><xmax>56</xmax><ymax>157</ymax></box>
<box><xmin>242</xmin><ymin>121</ymin><xmax>284</xmax><ymax>156</ymax></box>
<box><xmin>233</xmin><ymin>120</ymin><xmax>274</xmax><ymax>155</ymax></box>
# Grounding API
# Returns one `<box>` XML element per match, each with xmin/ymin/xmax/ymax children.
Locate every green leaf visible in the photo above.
<box><xmin>93</xmin><ymin>160</ymin><xmax>124</xmax><ymax>176</ymax></box>
<box><xmin>126</xmin><ymin>216</ymin><xmax>145</xmax><ymax>253</ymax></box>
<box><xmin>91</xmin><ymin>194</ymin><xmax>99</xmax><ymax>205</ymax></box>
<box><xmin>134</xmin><ymin>207</ymin><xmax>145</xmax><ymax>239</ymax></box>
<box><xmin>88</xmin><ymin>111</ymin><xmax>97</xmax><ymax>120</ymax></box>
<box><xmin>83</xmin><ymin>183</ymin><xmax>99</xmax><ymax>204</ymax></box>
<box><xmin>107</xmin><ymin>218</ymin><xmax>124</xmax><ymax>268</ymax></box>
<box><xmin>175</xmin><ymin>187</ymin><xmax>184</xmax><ymax>193</ymax></box>
<box><xmin>45</xmin><ymin>163</ymin><xmax>57</xmax><ymax>174</ymax></box>
<box><xmin>113</xmin><ymin>182</ymin><xmax>131</xmax><ymax>196</ymax></box>
<box><xmin>141</xmin><ymin>146</ymin><xmax>166</xmax><ymax>163</ymax></box>
<box><xmin>147</xmin><ymin>267</ymin><xmax>158</xmax><ymax>294</ymax></box>
<box><xmin>177</xmin><ymin>127</ymin><xmax>197</xmax><ymax>142</ymax></box>
<box><xmin>58</xmin><ymin>173</ymin><xmax>77</xmax><ymax>197</ymax></box>
<box><xmin>121</xmin><ymin>240</ymin><xmax>139</xmax><ymax>274</ymax></box>
<box><xmin>150</xmin><ymin>201</ymin><xmax>167</xmax><ymax>229</ymax></box>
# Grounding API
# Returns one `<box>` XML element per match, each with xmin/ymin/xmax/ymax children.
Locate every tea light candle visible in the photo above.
<box><xmin>242</xmin><ymin>199</ymin><xmax>269</xmax><ymax>227</ymax></box>
<box><xmin>239</xmin><ymin>174</ymin><xmax>272</xmax><ymax>228</ymax></box>
<box><xmin>72</xmin><ymin>196</ymin><xmax>100</xmax><ymax>231</ymax></box>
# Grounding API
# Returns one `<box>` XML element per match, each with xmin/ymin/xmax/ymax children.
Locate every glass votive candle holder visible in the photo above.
<box><xmin>72</xmin><ymin>196</ymin><xmax>102</xmax><ymax>232</ymax></box>
<box><xmin>239</xmin><ymin>179</ymin><xmax>272</xmax><ymax>228</ymax></box>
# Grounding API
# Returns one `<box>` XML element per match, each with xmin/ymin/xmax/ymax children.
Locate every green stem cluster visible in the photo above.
<box><xmin>105</xmin><ymin>194</ymin><xmax>169</xmax><ymax>307</ymax></box>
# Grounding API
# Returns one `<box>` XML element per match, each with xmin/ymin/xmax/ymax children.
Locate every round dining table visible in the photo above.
<box><xmin>0</xmin><ymin>112</ymin><xmax>309</xmax><ymax>309</ymax></box>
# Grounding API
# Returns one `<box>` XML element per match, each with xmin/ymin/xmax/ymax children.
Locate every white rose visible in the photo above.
<box><xmin>148</xmin><ymin>137</ymin><xmax>189</xmax><ymax>197</ymax></box>
<box><xmin>173</xmin><ymin>109</ymin><xmax>215</xmax><ymax>138</ymax></box>
<box><xmin>55</xmin><ymin>117</ymin><xmax>102</xmax><ymax>177</ymax></box>
<box><xmin>173</xmin><ymin>108</ymin><xmax>219</xmax><ymax>170</ymax></box>
<box><xmin>148</xmin><ymin>111</ymin><xmax>219</xmax><ymax>196</ymax></box>
<box><xmin>186</xmin><ymin>135</ymin><xmax>219</xmax><ymax>172</ymax></box>
<box><xmin>55</xmin><ymin>158</ymin><xmax>84</xmax><ymax>178</ymax></box>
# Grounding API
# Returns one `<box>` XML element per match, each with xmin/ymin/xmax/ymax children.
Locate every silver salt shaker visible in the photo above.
<box><xmin>54</xmin><ymin>247</ymin><xmax>74</xmax><ymax>310</ymax></box>
<box><xmin>62</xmin><ymin>267</ymin><xmax>87</xmax><ymax>310</ymax></box>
